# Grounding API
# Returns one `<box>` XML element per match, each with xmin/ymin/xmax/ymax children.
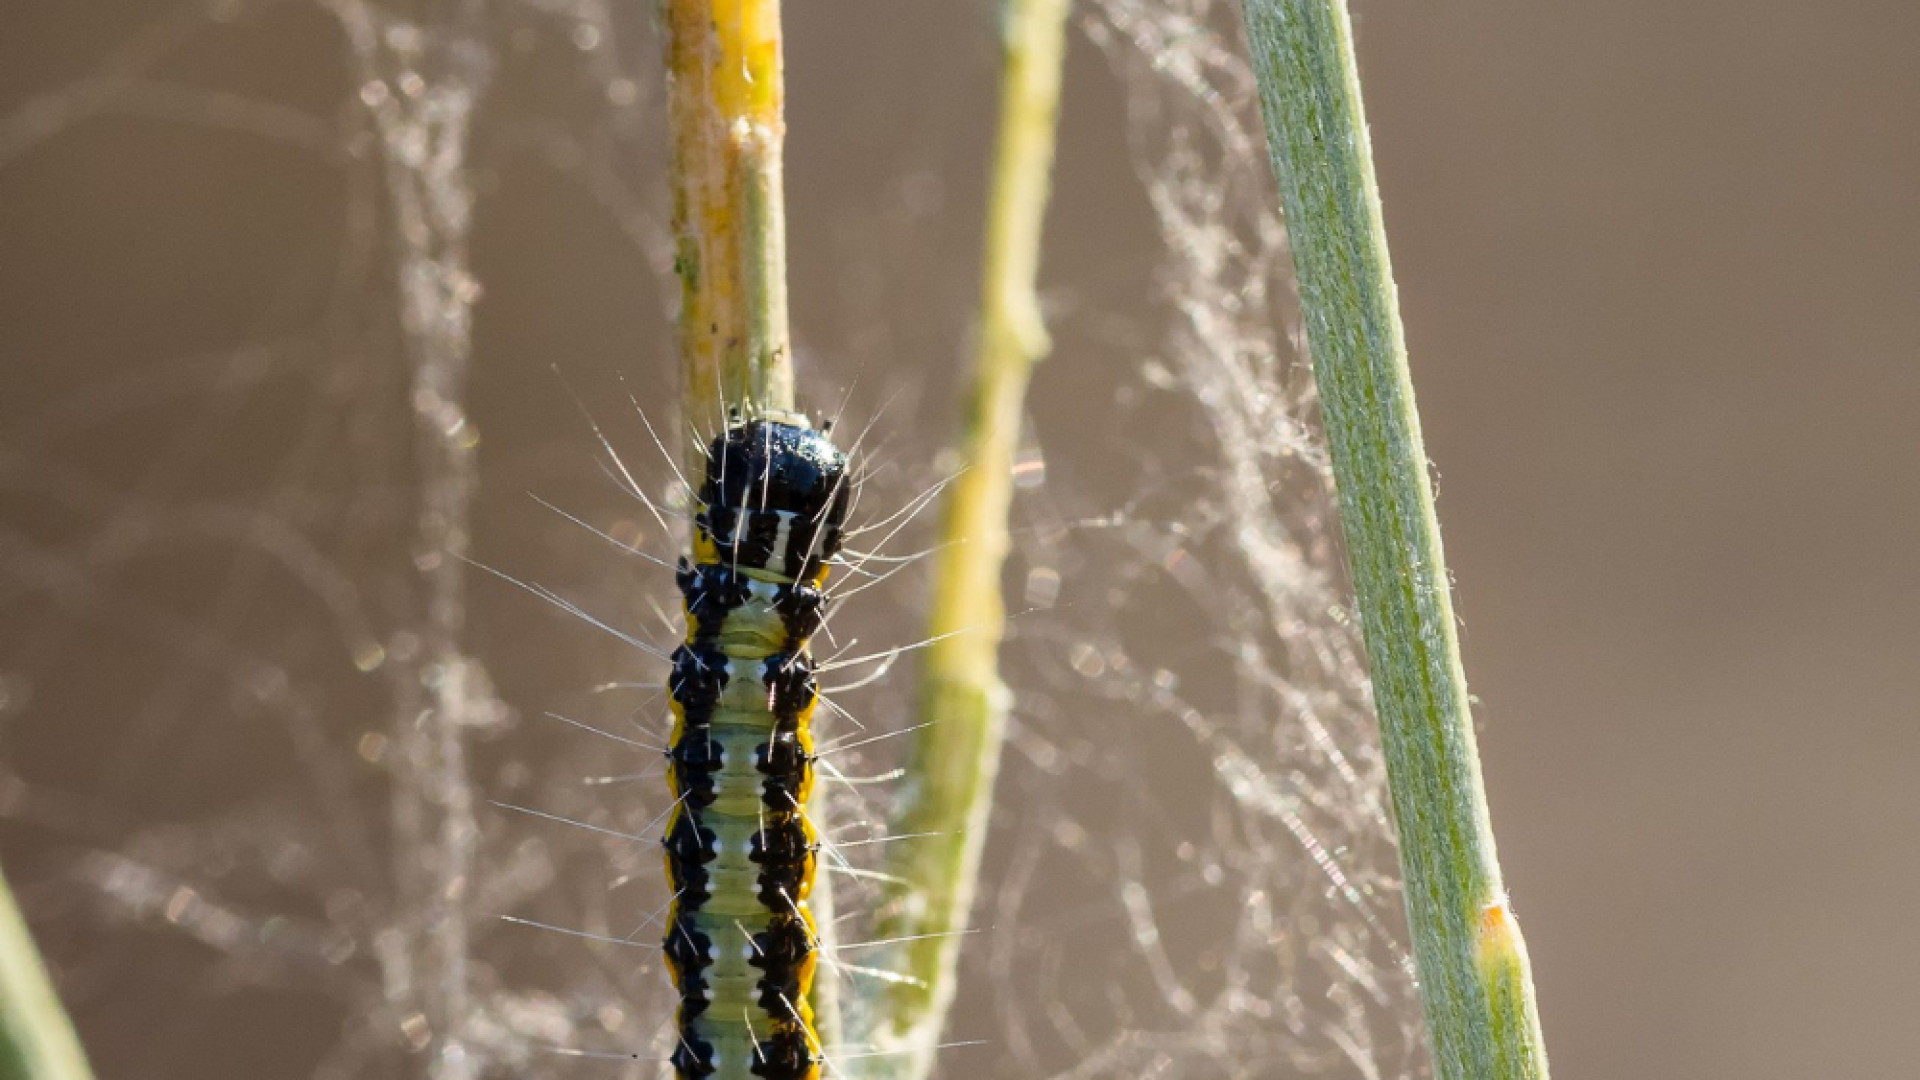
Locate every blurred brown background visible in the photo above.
<box><xmin>4</xmin><ymin>1</ymin><xmax>1919</xmax><ymax>1078</ymax></box>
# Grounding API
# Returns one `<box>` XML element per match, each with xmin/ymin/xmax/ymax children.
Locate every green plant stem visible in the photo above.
<box><xmin>665</xmin><ymin>0</ymin><xmax>795</xmax><ymax>438</ymax></box>
<box><xmin>0</xmin><ymin>867</ymin><xmax>93</xmax><ymax>1080</ymax></box>
<box><xmin>866</xmin><ymin>0</ymin><xmax>1070</xmax><ymax>1075</ymax></box>
<box><xmin>1236</xmin><ymin>3</ymin><xmax>1549</xmax><ymax>1078</ymax></box>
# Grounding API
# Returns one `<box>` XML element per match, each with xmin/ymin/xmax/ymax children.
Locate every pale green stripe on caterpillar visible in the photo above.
<box><xmin>663</xmin><ymin>414</ymin><xmax>850</xmax><ymax>1080</ymax></box>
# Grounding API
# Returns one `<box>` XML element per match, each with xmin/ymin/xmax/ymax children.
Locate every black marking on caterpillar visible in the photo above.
<box><xmin>664</xmin><ymin>415</ymin><xmax>849</xmax><ymax>1080</ymax></box>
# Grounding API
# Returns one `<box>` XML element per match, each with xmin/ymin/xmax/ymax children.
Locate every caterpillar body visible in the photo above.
<box><xmin>664</xmin><ymin>415</ymin><xmax>850</xmax><ymax>1080</ymax></box>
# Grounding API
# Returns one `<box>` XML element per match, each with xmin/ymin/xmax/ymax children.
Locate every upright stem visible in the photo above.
<box><xmin>666</xmin><ymin>0</ymin><xmax>795</xmax><ymax>438</ymax></box>
<box><xmin>664</xmin><ymin>0</ymin><xmax>835</xmax><ymax>1045</ymax></box>
<box><xmin>867</xmin><ymin>0</ymin><xmax>1070</xmax><ymax>1075</ymax></box>
<box><xmin>0</xmin><ymin>869</ymin><xmax>93</xmax><ymax>1080</ymax></box>
<box><xmin>1236</xmin><ymin>3</ymin><xmax>1549</xmax><ymax>1078</ymax></box>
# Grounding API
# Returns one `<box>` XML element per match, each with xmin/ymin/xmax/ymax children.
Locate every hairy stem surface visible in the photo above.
<box><xmin>1237</xmin><ymin>3</ymin><xmax>1550</xmax><ymax>1078</ymax></box>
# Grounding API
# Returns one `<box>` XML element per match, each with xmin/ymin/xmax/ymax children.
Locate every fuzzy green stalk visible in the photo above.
<box><xmin>0</xmin><ymin>867</ymin><xmax>93</xmax><ymax>1080</ymax></box>
<box><xmin>1236</xmin><ymin>3</ymin><xmax>1550</xmax><ymax>1077</ymax></box>
<box><xmin>865</xmin><ymin>0</ymin><xmax>1070</xmax><ymax>1074</ymax></box>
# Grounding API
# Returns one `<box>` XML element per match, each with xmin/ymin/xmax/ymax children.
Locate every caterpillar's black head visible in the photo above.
<box><xmin>696</xmin><ymin>417</ymin><xmax>850</xmax><ymax>581</ymax></box>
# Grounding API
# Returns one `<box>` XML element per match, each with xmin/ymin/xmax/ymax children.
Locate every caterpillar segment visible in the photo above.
<box><xmin>665</xmin><ymin>416</ymin><xmax>850</xmax><ymax>1080</ymax></box>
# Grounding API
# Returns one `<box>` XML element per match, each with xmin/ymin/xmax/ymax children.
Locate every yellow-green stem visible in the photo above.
<box><xmin>1236</xmin><ymin>2</ymin><xmax>1550</xmax><ymax>1077</ymax></box>
<box><xmin>666</xmin><ymin>0</ymin><xmax>794</xmax><ymax>444</ymax></box>
<box><xmin>0</xmin><ymin>867</ymin><xmax>93</xmax><ymax>1080</ymax></box>
<box><xmin>867</xmin><ymin>0</ymin><xmax>1070</xmax><ymax>1075</ymax></box>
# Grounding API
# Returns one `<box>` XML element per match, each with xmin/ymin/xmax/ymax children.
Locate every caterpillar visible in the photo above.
<box><xmin>664</xmin><ymin>412</ymin><xmax>850</xmax><ymax>1080</ymax></box>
